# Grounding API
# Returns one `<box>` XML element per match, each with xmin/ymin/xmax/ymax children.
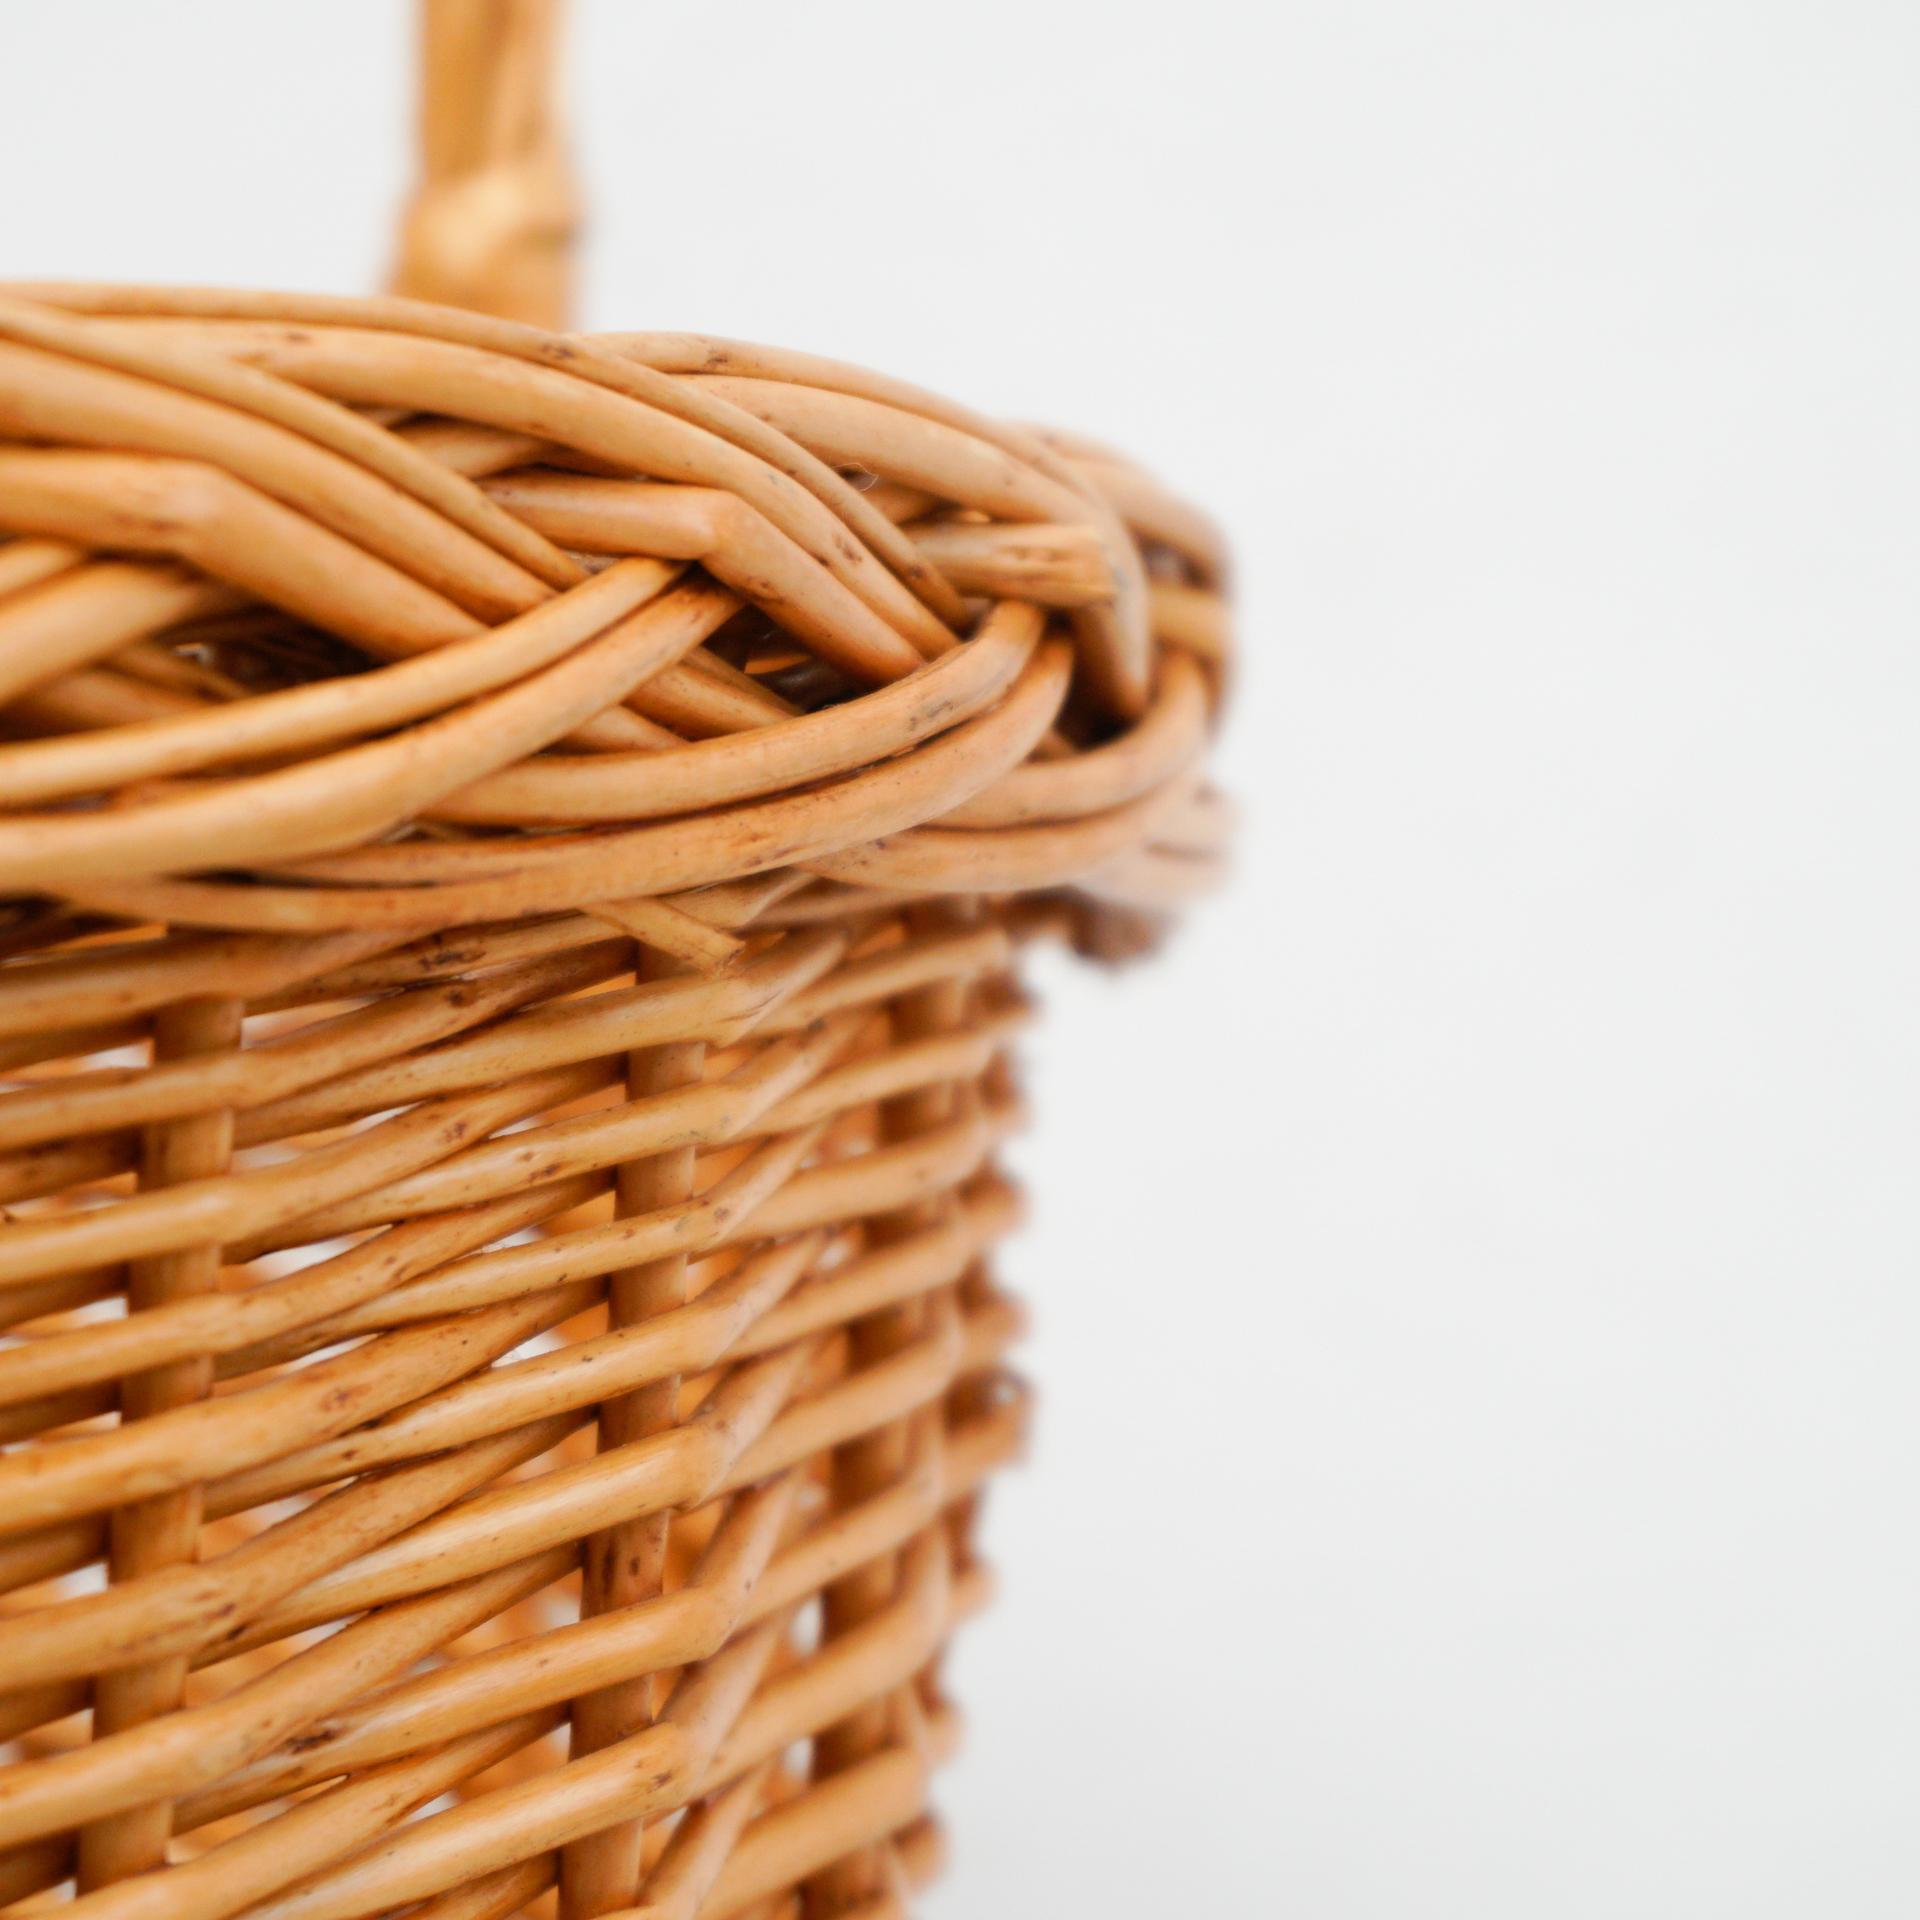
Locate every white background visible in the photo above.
<box><xmin>5</xmin><ymin>3</ymin><xmax>1919</xmax><ymax>1914</ymax></box>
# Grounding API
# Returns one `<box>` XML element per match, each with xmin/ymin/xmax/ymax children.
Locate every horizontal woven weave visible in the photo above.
<box><xmin>0</xmin><ymin>282</ymin><xmax>1229</xmax><ymax>1918</ymax></box>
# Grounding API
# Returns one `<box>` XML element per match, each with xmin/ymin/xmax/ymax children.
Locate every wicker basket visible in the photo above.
<box><xmin>0</xmin><ymin>5</ymin><xmax>1230</xmax><ymax>1914</ymax></box>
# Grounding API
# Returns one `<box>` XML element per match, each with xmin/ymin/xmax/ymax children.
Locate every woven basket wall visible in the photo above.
<box><xmin>0</xmin><ymin>6</ymin><xmax>1230</xmax><ymax>1916</ymax></box>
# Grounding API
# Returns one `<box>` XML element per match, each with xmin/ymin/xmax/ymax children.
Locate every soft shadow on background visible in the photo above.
<box><xmin>6</xmin><ymin>3</ymin><xmax>1917</xmax><ymax>1913</ymax></box>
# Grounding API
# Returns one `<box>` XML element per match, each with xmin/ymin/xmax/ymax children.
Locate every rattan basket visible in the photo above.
<box><xmin>0</xmin><ymin>4</ymin><xmax>1230</xmax><ymax>1914</ymax></box>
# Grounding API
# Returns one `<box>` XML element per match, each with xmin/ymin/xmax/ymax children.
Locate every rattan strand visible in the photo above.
<box><xmin>0</xmin><ymin>5</ymin><xmax>1230</xmax><ymax>1916</ymax></box>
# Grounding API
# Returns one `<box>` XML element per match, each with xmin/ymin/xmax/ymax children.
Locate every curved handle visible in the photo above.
<box><xmin>388</xmin><ymin>0</ymin><xmax>579</xmax><ymax>330</ymax></box>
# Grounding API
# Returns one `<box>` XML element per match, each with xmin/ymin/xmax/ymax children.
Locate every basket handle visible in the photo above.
<box><xmin>388</xmin><ymin>0</ymin><xmax>578</xmax><ymax>329</ymax></box>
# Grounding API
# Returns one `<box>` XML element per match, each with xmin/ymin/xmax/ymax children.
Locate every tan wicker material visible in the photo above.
<box><xmin>0</xmin><ymin>4</ymin><xmax>1229</xmax><ymax>1914</ymax></box>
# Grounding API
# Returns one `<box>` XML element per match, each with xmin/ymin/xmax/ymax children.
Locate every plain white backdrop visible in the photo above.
<box><xmin>5</xmin><ymin>3</ymin><xmax>1919</xmax><ymax>1914</ymax></box>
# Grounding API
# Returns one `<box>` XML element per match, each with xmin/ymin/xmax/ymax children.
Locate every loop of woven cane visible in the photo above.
<box><xmin>389</xmin><ymin>0</ymin><xmax>579</xmax><ymax>329</ymax></box>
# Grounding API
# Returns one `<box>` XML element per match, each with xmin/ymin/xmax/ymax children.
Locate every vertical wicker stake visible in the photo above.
<box><xmin>807</xmin><ymin>900</ymin><xmax>979</xmax><ymax>1915</ymax></box>
<box><xmin>0</xmin><ymin>0</ymin><xmax>1230</xmax><ymax>1911</ymax></box>
<box><xmin>563</xmin><ymin>956</ymin><xmax>707</xmax><ymax>1916</ymax></box>
<box><xmin>77</xmin><ymin>994</ymin><xmax>245</xmax><ymax>1892</ymax></box>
